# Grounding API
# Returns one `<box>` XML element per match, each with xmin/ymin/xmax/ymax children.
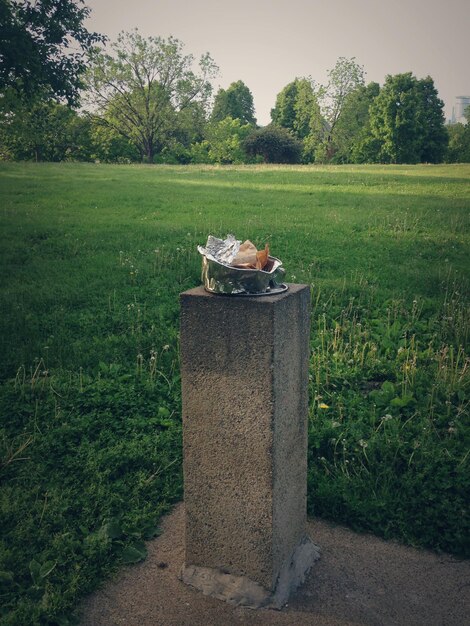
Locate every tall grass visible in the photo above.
<box><xmin>0</xmin><ymin>163</ymin><xmax>469</xmax><ymax>625</ymax></box>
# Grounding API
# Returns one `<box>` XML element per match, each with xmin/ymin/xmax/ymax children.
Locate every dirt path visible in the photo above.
<box><xmin>80</xmin><ymin>503</ymin><xmax>469</xmax><ymax>626</ymax></box>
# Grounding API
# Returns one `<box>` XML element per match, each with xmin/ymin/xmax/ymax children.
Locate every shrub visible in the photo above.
<box><xmin>243</xmin><ymin>124</ymin><xmax>302</xmax><ymax>163</ymax></box>
<box><xmin>205</xmin><ymin>117</ymin><xmax>252</xmax><ymax>164</ymax></box>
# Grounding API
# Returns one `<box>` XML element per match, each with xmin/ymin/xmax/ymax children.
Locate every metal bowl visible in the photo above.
<box><xmin>201</xmin><ymin>255</ymin><xmax>286</xmax><ymax>295</ymax></box>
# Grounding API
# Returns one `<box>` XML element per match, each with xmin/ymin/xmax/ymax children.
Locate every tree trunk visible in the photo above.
<box><xmin>142</xmin><ymin>146</ymin><xmax>153</xmax><ymax>163</ymax></box>
<box><xmin>142</xmin><ymin>136</ymin><xmax>154</xmax><ymax>163</ymax></box>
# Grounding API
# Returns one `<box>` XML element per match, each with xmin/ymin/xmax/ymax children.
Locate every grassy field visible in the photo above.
<box><xmin>1</xmin><ymin>162</ymin><xmax>469</xmax><ymax>625</ymax></box>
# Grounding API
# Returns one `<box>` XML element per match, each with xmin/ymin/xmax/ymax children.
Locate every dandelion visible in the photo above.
<box><xmin>319</xmin><ymin>402</ymin><xmax>329</xmax><ymax>409</ymax></box>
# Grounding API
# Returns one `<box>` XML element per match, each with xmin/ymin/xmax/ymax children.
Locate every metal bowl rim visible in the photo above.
<box><xmin>202</xmin><ymin>254</ymin><xmax>283</xmax><ymax>274</ymax></box>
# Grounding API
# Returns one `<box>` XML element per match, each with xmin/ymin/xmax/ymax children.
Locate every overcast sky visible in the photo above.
<box><xmin>85</xmin><ymin>0</ymin><xmax>470</xmax><ymax>125</ymax></box>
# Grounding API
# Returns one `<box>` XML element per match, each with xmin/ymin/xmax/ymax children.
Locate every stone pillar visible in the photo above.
<box><xmin>179</xmin><ymin>284</ymin><xmax>319</xmax><ymax>608</ymax></box>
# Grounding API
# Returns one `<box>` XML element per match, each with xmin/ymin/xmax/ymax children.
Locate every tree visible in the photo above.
<box><xmin>243</xmin><ymin>125</ymin><xmax>302</xmax><ymax>163</ymax></box>
<box><xmin>271</xmin><ymin>81</ymin><xmax>299</xmax><ymax>132</ymax></box>
<box><xmin>295</xmin><ymin>80</ymin><xmax>327</xmax><ymax>162</ymax></box>
<box><xmin>85</xmin><ymin>30</ymin><xmax>218</xmax><ymax>162</ymax></box>
<box><xmin>271</xmin><ymin>79</ymin><xmax>321</xmax><ymax>137</ymax></box>
<box><xmin>174</xmin><ymin>102</ymin><xmax>207</xmax><ymax>146</ymax></box>
<box><xmin>416</xmin><ymin>77</ymin><xmax>449</xmax><ymax>163</ymax></box>
<box><xmin>331</xmin><ymin>82</ymin><xmax>380</xmax><ymax>163</ymax></box>
<box><xmin>211</xmin><ymin>80</ymin><xmax>256</xmax><ymax>125</ymax></box>
<box><xmin>0</xmin><ymin>0</ymin><xmax>103</xmax><ymax>105</ymax></box>
<box><xmin>446</xmin><ymin>107</ymin><xmax>470</xmax><ymax>163</ymax></box>
<box><xmin>271</xmin><ymin>78</ymin><xmax>325</xmax><ymax>162</ymax></box>
<box><xmin>321</xmin><ymin>57</ymin><xmax>365</xmax><ymax>159</ymax></box>
<box><xmin>369</xmin><ymin>73</ymin><xmax>447</xmax><ymax>163</ymax></box>
<box><xmin>89</xmin><ymin>121</ymin><xmax>140</xmax><ymax>163</ymax></box>
<box><xmin>293</xmin><ymin>79</ymin><xmax>323</xmax><ymax>142</ymax></box>
<box><xmin>0</xmin><ymin>98</ymin><xmax>92</xmax><ymax>161</ymax></box>
<box><xmin>272</xmin><ymin>61</ymin><xmax>365</xmax><ymax>162</ymax></box>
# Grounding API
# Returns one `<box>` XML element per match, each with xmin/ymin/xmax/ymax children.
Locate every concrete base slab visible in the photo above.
<box><xmin>180</xmin><ymin>536</ymin><xmax>321</xmax><ymax>609</ymax></box>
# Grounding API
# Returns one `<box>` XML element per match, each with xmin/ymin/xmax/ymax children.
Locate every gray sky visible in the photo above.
<box><xmin>85</xmin><ymin>0</ymin><xmax>470</xmax><ymax>125</ymax></box>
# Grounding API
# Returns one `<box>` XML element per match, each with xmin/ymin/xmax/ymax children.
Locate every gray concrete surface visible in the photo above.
<box><xmin>179</xmin><ymin>285</ymin><xmax>316</xmax><ymax>605</ymax></box>
<box><xmin>80</xmin><ymin>503</ymin><xmax>470</xmax><ymax>626</ymax></box>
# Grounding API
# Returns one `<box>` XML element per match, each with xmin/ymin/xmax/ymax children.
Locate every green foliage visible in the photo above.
<box><xmin>187</xmin><ymin>141</ymin><xmax>212</xmax><ymax>164</ymax></box>
<box><xmin>89</xmin><ymin>121</ymin><xmax>140</xmax><ymax>163</ymax></box>
<box><xmin>271</xmin><ymin>80</ymin><xmax>300</xmax><ymax>131</ymax></box>
<box><xmin>307</xmin><ymin>292</ymin><xmax>469</xmax><ymax>555</ymax></box>
<box><xmin>271</xmin><ymin>60</ymin><xmax>366</xmax><ymax>163</ymax></box>
<box><xmin>369</xmin><ymin>73</ymin><xmax>448</xmax><ymax>163</ymax></box>
<box><xmin>417</xmin><ymin>77</ymin><xmax>449</xmax><ymax>163</ymax></box>
<box><xmin>321</xmin><ymin>57</ymin><xmax>365</xmax><ymax>159</ymax></box>
<box><xmin>173</xmin><ymin>102</ymin><xmax>207</xmax><ymax>148</ymax></box>
<box><xmin>271</xmin><ymin>78</ymin><xmax>325</xmax><ymax>163</ymax></box>
<box><xmin>271</xmin><ymin>78</ymin><xmax>324</xmax><ymax>146</ymax></box>
<box><xmin>330</xmin><ymin>82</ymin><xmax>380</xmax><ymax>163</ymax></box>
<box><xmin>243</xmin><ymin>125</ymin><xmax>302</xmax><ymax>163</ymax></box>
<box><xmin>211</xmin><ymin>80</ymin><xmax>256</xmax><ymax>125</ymax></box>
<box><xmin>85</xmin><ymin>30</ymin><xmax>218</xmax><ymax>162</ymax></box>
<box><xmin>293</xmin><ymin>79</ymin><xmax>322</xmax><ymax>142</ymax></box>
<box><xmin>446</xmin><ymin>108</ymin><xmax>470</xmax><ymax>163</ymax></box>
<box><xmin>0</xmin><ymin>375</ymin><xmax>182</xmax><ymax>624</ymax></box>
<box><xmin>0</xmin><ymin>162</ymin><xmax>469</xmax><ymax>622</ymax></box>
<box><xmin>0</xmin><ymin>0</ymin><xmax>104</xmax><ymax>105</ymax></box>
<box><xmin>203</xmin><ymin>116</ymin><xmax>253</xmax><ymax>164</ymax></box>
<box><xmin>0</xmin><ymin>95</ymin><xmax>93</xmax><ymax>162</ymax></box>
<box><xmin>323</xmin><ymin>57</ymin><xmax>365</xmax><ymax>132</ymax></box>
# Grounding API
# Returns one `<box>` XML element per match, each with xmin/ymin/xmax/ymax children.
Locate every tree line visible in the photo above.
<box><xmin>1</xmin><ymin>1</ymin><xmax>469</xmax><ymax>164</ymax></box>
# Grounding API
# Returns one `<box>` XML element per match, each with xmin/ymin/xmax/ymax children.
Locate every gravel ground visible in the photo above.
<box><xmin>80</xmin><ymin>503</ymin><xmax>470</xmax><ymax>626</ymax></box>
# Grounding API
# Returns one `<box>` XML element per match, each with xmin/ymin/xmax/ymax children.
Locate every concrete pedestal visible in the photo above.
<box><xmin>179</xmin><ymin>284</ymin><xmax>319</xmax><ymax>608</ymax></box>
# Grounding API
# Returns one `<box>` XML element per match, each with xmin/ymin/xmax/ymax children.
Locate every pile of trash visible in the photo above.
<box><xmin>197</xmin><ymin>234</ymin><xmax>286</xmax><ymax>295</ymax></box>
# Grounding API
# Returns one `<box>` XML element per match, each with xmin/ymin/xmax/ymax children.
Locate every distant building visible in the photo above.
<box><xmin>451</xmin><ymin>96</ymin><xmax>470</xmax><ymax>124</ymax></box>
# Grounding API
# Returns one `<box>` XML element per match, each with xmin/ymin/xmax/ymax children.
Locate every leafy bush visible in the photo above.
<box><xmin>243</xmin><ymin>124</ymin><xmax>302</xmax><ymax>163</ymax></box>
<box><xmin>153</xmin><ymin>144</ymin><xmax>192</xmax><ymax>164</ymax></box>
<box><xmin>188</xmin><ymin>140</ymin><xmax>212</xmax><ymax>163</ymax></box>
<box><xmin>204</xmin><ymin>116</ymin><xmax>252</xmax><ymax>164</ymax></box>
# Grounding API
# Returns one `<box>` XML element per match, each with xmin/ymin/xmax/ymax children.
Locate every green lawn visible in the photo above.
<box><xmin>1</xmin><ymin>162</ymin><xmax>469</xmax><ymax>625</ymax></box>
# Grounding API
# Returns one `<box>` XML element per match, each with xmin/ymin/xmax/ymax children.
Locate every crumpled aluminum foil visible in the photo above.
<box><xmin>197</xmin><ymin>234</ymin><xmax>286</xmax><ymax>296</ymax></box>
<box><xmin>197</xmin><ymin>234</ymin><xmax>240</xmax><ymax>265</ymax></box>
